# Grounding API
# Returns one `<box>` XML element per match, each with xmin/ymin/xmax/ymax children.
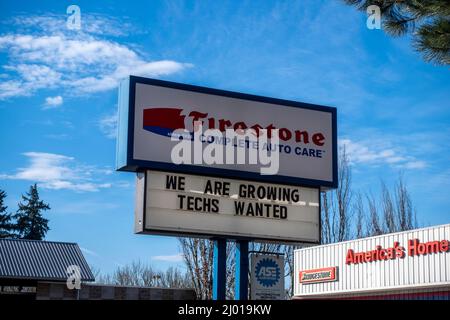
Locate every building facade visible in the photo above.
<box><xmin>0</xmin><ymin>238</ymin><xmax>195</xmax><ymax>300</ymax></box>
<box><xmin>294</xmin><ymin>224</ymin><xmax>450</xmax><ymax>300</ymax></box>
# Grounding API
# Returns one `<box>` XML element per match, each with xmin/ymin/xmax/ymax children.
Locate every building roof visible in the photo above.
<box><xmin>0</xmin><ymin>238</ymin><xmax>95</xmax><ymax>282</ymax></box>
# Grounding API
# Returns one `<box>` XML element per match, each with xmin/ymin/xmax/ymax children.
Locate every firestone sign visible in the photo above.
<box><xmin>116</xmin><ymin>76</ymin><xmax>337</xmax><ymax>189</ymax></box>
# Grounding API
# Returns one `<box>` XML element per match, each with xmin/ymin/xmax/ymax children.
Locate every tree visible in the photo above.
<box><xmin>364</xmin><ymin>176</ymin><xmax>418</xmax><ymax>236</ymax></box>
<box><xmin>178</xmin><ymin>238</ymin><xmax>236</xmax><ymax>299</ymax></box>
<box><xmin>0</xmin><ymin>189</ymin><xmax>16</xmax><ymax>238</ymax></box>
<box><xmin>178</xmin><ymin>238</ymin><xmax>213</xmax><ymax>299</ymax></box>
<box><xmin>395</xmin><ymin>175</ymin><xmax>417</xmax><ymax>231</ymax></box>
<box><xmin>14</xmin><ymin>184</ymin><xmax>50</xmax><ymax>240</ymax></box>
<box><xmin>95</xmin><ymin>261</ymin><xmax>192</xmax><ymax>289</ymax></box>
<box><xmin>321</xmin><ymin>148</ymin><xmax>418</xmax><ymax>241</ymax></box>
<box><xmin>354</xmin><ymin>193</ymin><xmax>366</xmax><ymax>238</ymax></box>
<box><xmin>159</xmin><ymin>267</ymin><xmax>193</xmax><ymax>289</ymax></box>
<box><xmin>321</xmin><ymin>147</ymin><xmax>353</xmax><ymax>244</ymax></box>
<box><xmin>343</xmin><ymin>0</ymin><xmax>450</xmax><ymax>65</ymax></box>
<box><xmin>366</xmin><ymin>191</ymin><xmax>385</xmax><ymax>236</ymax></box>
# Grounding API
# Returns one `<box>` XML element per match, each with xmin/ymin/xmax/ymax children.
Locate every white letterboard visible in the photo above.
<box><xmin>135</xmin><ymin>170</ymin><xmax>320</xmax><ymax>243</ymax></box>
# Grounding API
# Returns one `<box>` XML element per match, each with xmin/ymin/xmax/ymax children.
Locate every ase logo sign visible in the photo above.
<box><xmin>255</xmin><ymin>258</ymin><xmax>282</xmax><ymax>288</ymax></box>
<box><xmin>251</xmin><ymin>254</ymin><xmax>285</xmax><ymax>300</ymax></box>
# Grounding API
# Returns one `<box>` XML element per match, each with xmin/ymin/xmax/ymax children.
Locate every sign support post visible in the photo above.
<box><xmin>235</xmin><ymin>240</ymin><xmax>249</xmax><ymax>300</ymax></box>
<box><xmin>213</xmin><ymin>239</ymin><xmax>227</xmax><ymax>300</ymax></box>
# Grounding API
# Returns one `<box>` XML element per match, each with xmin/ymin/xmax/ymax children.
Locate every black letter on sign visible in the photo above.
<box><xmin>212</xmin><ymin>199</ymin><xmax>219</xmax><ymax>213</ymax></box>
<box><xmin>178</xmin><ymin>194</ymin><xmax>186</xmax><ymax>209</ymax></box>
<box><xmin>204</xmin><ymin>180</ymin><xmax>213</xmax><ymax>194</ymax></box>
<box><xmin>234</xmin><ymin>201</ymin><xmax>245</xmax><ymax>215</ymax></box>
<box><xmin>280</xmin><ymin>206</ymin><xmax>287</xmax><ymax>219</ymax></box>
<box><xmin>166</xmin><ymin>175</ymin><xmax>185</xmax><ymax>191</ymax></box>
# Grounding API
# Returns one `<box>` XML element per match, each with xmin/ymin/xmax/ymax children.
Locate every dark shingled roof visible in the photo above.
<box><xmin>0</xmin><ymin>238</ymin><xmax>95</xmax><ymax>282</ymax></box>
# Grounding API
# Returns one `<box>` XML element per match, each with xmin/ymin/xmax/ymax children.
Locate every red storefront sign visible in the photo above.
<box><xmin>346</xmin><ymin>239</ymin><xmax>450</xmax><ymax>265</ymax></box>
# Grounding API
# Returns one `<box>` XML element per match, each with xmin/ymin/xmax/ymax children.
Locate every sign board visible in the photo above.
<box><xmin>134</xmin><ymin>170</ymin><xmax>320</xmax><ymax>243</ymax></box>
<box><xmin>117</xmin><ymin>76</ymin><xmax>337</xmax><ymax>189</ymax></box>
<box><xmin>250</xmin><ymin>254</ymin><xmax>285</xmax><ymax>300</ymax></box>
<box><xmin>299</xmin><ymin>267</ymin><xmax>337</xmax><ymax>284</ymax></box>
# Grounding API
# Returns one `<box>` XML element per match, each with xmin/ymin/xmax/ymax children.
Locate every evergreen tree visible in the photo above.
<box><xmin>0</xmin><ymin>189</ymin><xmax>16</xmax><ymax>238</ymax></box>
<box><xmin>343</xmin><ymin>0</ymin><xmax>450</xmax><ymax>65</ymax></box>
<box><xmin>14</xmin><ymin>184</ymin><xmax>50</xmax><ymax>240</ymax></box>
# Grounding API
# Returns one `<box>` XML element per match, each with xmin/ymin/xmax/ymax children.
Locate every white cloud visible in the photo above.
<box><xmin>403</xmin><ymin>161</ymin><xmax>427</xmax><ymax>169</ymax></box>
<box><xmin>0</xmin><ymin>64</ymin><xmax>62</xmax><ymax>99</ymax></box>
<box><xmin>340</xmin><ymin>138</ymin><xmax>426</xmax><ymax>170</ymax></box>
<box><xmin>0</xmin><ymin>152</ymin><xmax>113</xmax><ymax>192</ymax></box>
<box><xmin>0</xmin><ymin>15</ymin><xmax>192</xmax><ymax>100</ymax></box>
<box><xmin>80</xmin><ymin>247</ymin><xmax>99</xmax><ymax>257</ymax></box>
<box><xmin>45</xmin><ymin>133</ymin><xmax>69</xmax><ymax>140</ymax></box>
<box><xmin>9</xmin><ymin>13</ymin><xmax>139</xmax><ymax>38</ymax></box>
<box><xmin>151</xmin><ymin>254</ymin><xmax>184</xmax><ymax>263</ymax></box>
<box><xmin>44</xmin><ymin>95</ymin><xmax>63</xmax><ymax>109</ymax></box>
<box><xmin>98</xmin><ymin>112</ymin><xmax>118</xmax><ymax>139</ymax></box>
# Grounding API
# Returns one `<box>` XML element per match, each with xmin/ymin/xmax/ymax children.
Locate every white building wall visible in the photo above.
<box><xmin>294</xmin><ymin>224</ymin><xmax>450</xmax><ymax>297</ymax></box>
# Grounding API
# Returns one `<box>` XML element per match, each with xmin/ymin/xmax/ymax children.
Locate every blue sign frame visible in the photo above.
<box><xmin>116</xmin><ymin>75</ymin><xmax>338</xmax><ymax>189</ymax></box>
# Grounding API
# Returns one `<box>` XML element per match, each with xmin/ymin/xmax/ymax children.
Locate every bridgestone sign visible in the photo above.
<box><xmin>299</xmin><ymin>267</ymin><xmax>337</xmax><ymax>284</ymax></box>
<box><xmin>134</xmin><ymin>171</ymin><xmax>320</xmax><ymax>243</ymax></box>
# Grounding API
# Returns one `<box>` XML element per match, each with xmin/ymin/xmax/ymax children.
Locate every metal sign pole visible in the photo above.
<box><xmin>235</xmin><ymin>240</ymin><xmax>249</xmax><ymax>300</ymax></box>
<box><xmin>212</xmin><ymin>238</ymin><xmax>227</xmax><ymax>300</ymax></box>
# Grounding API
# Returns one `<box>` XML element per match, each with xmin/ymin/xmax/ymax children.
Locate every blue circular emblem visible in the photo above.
<box><xmin>255</xmin><ymin>257</ymin><xmax>281</xmax><ymax>287</ymax></box>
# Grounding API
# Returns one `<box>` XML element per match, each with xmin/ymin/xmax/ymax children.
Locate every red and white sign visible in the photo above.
<box><xmin>346</xmin><ymin>238</ymin><xmax>450</xmax><ymax>265</ymax></box>
<box><xmin>299</xmin><ymin>267</ymin><xmax>337</xmax><ymax>284</ymax></box>
<box><xmin>116</xmin><ymin>76</ymin><xmax>337</xmax><ymax>188</ymax></box>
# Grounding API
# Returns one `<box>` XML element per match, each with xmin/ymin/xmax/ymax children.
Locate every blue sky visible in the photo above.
<box><xmin>0</xmin><ymin>0</ymin><xmax>449</xmax><ymax>275</ymax></box>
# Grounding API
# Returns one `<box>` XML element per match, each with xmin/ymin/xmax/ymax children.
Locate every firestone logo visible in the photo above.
<box><xmin>142</xmin><ymin>107</ymin><xmax>326</xmax><ymax>146</ymax></box>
